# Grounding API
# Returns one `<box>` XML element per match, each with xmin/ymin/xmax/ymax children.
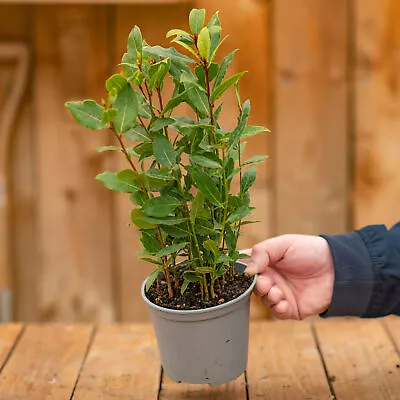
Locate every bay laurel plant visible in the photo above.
<box><xmin>65</xmin><ymin>9</ymin><xmax>269</xmax><ymax>305</ymax></box>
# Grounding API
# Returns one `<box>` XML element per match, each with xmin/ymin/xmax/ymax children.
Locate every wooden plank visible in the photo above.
<box><xmin>0</xmin><ymin>324</ymin><xmax>22</xmax><ymax>369</ymax></box>
<box><xmin>33</xmin><ymin>5</ymin><xmax>115</xmax><ymax>322</ymax></box>
<box><xmin>0</xmin><ymin>6</ymin><xmax>31</xmax><ymax>321</ymax></box>
<box><xmin>315</xmin><ymin>318</ymin><xmax>400</xmax><ymax>399</ymax></box>
<box><xmin>0</xmin><ymin>324</ymin><xmax>93</xmax><ymax>399</ymax></box>
<box><xmin>4</xmin><ymin>0</ymin><xmax>188</xmax><ymax>3</ymax></box>
<box><xmin>160</xmin><ymin>374</ymin><xmax>246</xmax><ymax>400</ymax></box>
<box><xmin>113</xmin><ymin>3</ymin><xmax>191</xmax><ymax>321</ymax></box>
<box><xmin>383</xmin><ymin>316</ymin><xmax>400</xmax><ymax>356</ymax></box>
<box><xmin>354</xmin><ymin>0</ymin><xmax>400</xmax><ymax>229</ymax></box>
<box><xmin>246</xmin><ymin>321</ymin><xmax>331</xmax><ymax>399</ymax></box>
<box><xmin>73</xmin><ymin>324</ymin><xmax>160</xmax><ymax>399</ymax></box>
<box><xmin>274</xmin><ymin>0</ymin><xmax>349</xmax><ymax>235</ymax></box>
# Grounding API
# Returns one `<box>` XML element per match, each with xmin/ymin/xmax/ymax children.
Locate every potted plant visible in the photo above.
<box><xmin>65</xmin><ymin>8</ymin><xmax>269</xmax><ymax>385</ymax></box>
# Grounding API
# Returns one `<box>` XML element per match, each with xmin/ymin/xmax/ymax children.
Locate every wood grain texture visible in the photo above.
<box><xmin>33</xmin><ymin>6</ymin><xmax>115</xmax><ymax>322</ymax></box>
<box><xmin>113</xmin><ymin>3</ymin><xmax>191</xmax><ymax>321</ymax></box>
<box><xmin>0</xmin><ymin>5</ymin><xmax>37</xmax><ymax>321</ymax></box>
<box><xmin>160</xmin><ymin>374</ymin><xmax>246</xmax><ymax>400</ymax></box>
<box><xmin>0</xmin><ymin>324</ymin><xmax>93</xmax><ymax>399</ymax></box>
<box><xmin>5</xmin><ymin>0</ymin><xmax>188</xmax><ymax>3</ymax></box>
<box><xmin>274</xmin><ymin>0</ymin><xmax>349</xmax><ymax>235</ymax></box>
<box><xmin>0</xmin><ymin>8</ymin><xmax>31</xmax><ymax>315</ymax></box>
<box><xmin>73</xmin><ymin>324</ymin><xmax>161</xmax><ymax>399</ymax></box>
<box><xmin>0</xmin><ymin>324</ymin><xmax>22</xmax><ymax>369</ymax></box>
<box><xmin>354</xmin><ymin>0</ymin><xmax>400</xmax><ymax>229</ymax></box>
<box><xmin>315</xmin><ymin>318</ymin><xmax>400</xmax><ymax>400</ymax></box>
<box><xmin>383</xmin><ymin>316</ymin><xmax>400</xmax><ymax>355</ymax></box>
<box><xmin>247</xmin><ymin>321</ymin><xmax>331</xmax><ymax>399</ymax></box>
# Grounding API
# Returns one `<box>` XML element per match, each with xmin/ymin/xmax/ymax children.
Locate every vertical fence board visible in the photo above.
<box><xmin>33</xmin><ymin>5</ymin><xmax>115</xmax><ymax>322</ymax></box>
<box><xmin>274</xmin><ymin>0</ymin><xmax>349</xmax><ymax>235</ymax></box>
<box><xmin>354</xmin><ymin>0</ymin><xmax>400</xmax><ymax>229</ymax></box>
<box><xmin>0</xmin><ymin>5</ymin><xmax>32</xmax><ymax>321</ymax></box>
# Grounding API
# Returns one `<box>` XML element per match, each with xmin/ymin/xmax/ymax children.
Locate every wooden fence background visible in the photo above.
<box><xmin>0</xmin><ymin>0</ymin><xmax>399</xmax><ymax>322</ymax></box>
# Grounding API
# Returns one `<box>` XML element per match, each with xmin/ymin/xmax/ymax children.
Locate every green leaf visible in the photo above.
<box><xmin>65</xmin><ymin>100</ymin><xmax>107</xmax><ymax>130</ymax></box>
<box><xmin>207</xmin><ymin>11</ymin><xmax>221</xmax><ymax>58</ymax></box>
<box><xmin>121</xmin><ymin>53</ymin><xmax>138</xmax><ymax>79</ymax></box>
<box><xmin>213</xmin><ymin>49</ymin><xmax>237</xmax><ymax>89</ymax></box>
<box><xmin>143</xmin><ymin>216</ymin><xmax>187</xmax><ymax>226</ymax></box>
<box><xmin>148</xmin><ymin>58</ymin><xmax>170</xmax><ymax>91</ymax></box>
<box><xmin>141</xmin><ymin>230</ymin><xmax>162</xmax><ymax>254</ymax></box>
<box><xmin>156</xmin><ymin>242</ymin><xmax>188</xmax><ymax>257</ymax></box>
<box><xmin>190</xmin><ymin>154</ymin><xmax>221</xmax><ymax>169</ymax></box>
<box><xmin>171</xmin><ymin>39</ymin><xmax>200</xmax><ymax>61</ymax></box>
<box><xmin>145</xmin><ymin>269</ymin><xmax>160</xmax><ymax>292</ymax></box>
<box><xmin>209</xmin><ymin>34</ymin><xmax>228</xmax><ymax>64</ymax></box>
<box><xmin>210</xmin><ymin>71</ymin><xmax>247</xmax><ymax>104</ymax></box>
<box><xmin>216</xmin><ymin>254</ymin><xmax>231</xmax><ymax>265</ymax></box>
<box><xmin>150</xmin><ymin>117</ymin><xmax>175</xmax><ymax>132</ymax></box>
<box><xmin>166</xmin><ymin>29</ymin><xmax>193</xmax><ymax>43</ymax></box>
<box><xmin>189</xmin><ymin>167</ymin><xmax>222</xmax><ymax>206</ymax></box>
<box><xmin>228</xmin><ymin>99</ymin><xmax>251</xmax><ymax>152</ymax></box>
<box><xmin>197</xmin><ymin>27</ymin><xmax>210</xmax><ymax>60</ymax></box>
<box><xmin>141</xmin><ymin>258</ymin><xmax>162</xmax><ymax>265</ymax></box>
<box><xmin>183</xmin><ymin>270</ymin><xmax>202</xmax><ymax>282</ymax></box>
<box><xmin>243</xmin><ymin>155</ymin><xmax>269</xmax><ymax>166</ymax></box>
<box><xmin>161</xmin><ymin>89</ymin><xmax>190</xmax><ymax>115</ymax></box>
<box><xmin>241</xmin><ymin>167</ymin><xmax>257</xmax><ymax>193</ymax></box>
<box><xmin>189</xmin><ymin>8</ymin><xmax>205</xmax><ymax>35</ymax></box>
<box><xmin>145</xmin><ymin>168</ymin><xmax>174</xmax><ymax>182</ymax></box>
<box><xmin>195</xmin><ymin>219</ymin><xmax>215</xmax><ymax>235</ymax></box>
<box><xmin>130</xmin><ymin>191</ymin><xmax>147</xmax><ymax>206</ymax></box>
<box><xmin>116</xmin><ymin>169</ymin><xmax>142</xmax><ymax>190</ymax></box>
<box><xmin>241</xmin><ymin>125</ymin><xmax>271</xmax><ymax>139</ymax></box>
<box><xmin>196</xmin><ymin>266</ymin><xmax>215</xmax><ymax>274</ymax></box>
<box><xmin>187</xmin><ymin>87</ymin><xmax>209</xmax><ymax>116</ymax></box>
<box><xmin>227</xmin><ymin>205</ymin><xmax>252</xmax><ymax>223</ymax></box>
<box><xmin>143</xmin><ymin>195</ymin><xmax>181</xmax><ymax>218</ymax></box>
<box><xmin>189</xmin><ymin>192</ymin><xmax>204</xmax><ymax>223</ymax></box>
<box><xmin>131</xmin><ymin>209</ymin><xmax>156</xmax><ymax>229</ymax></box>
<box><xmin>128</xmin><ymin>26</ymin><xmax>143</xmax><ymax>58</ymax></box>
<box><xmin>134</xmin><ymin>142</ymin><xmax>153</xmax><ymax>158</ymax></box>
<box><xmin>181</xmin><ymin>278</ymin><xmax>191</xmax><ymax>295</ymax></box>
<box><xmin>97</xmin><ymin>145</ymin><xmax>120</xmax><ymax>153</ymax></box>
<box><xmin>161</xmin><ymin>223</ymin><xmax>189</xmax><ymax>238</ymax></box>
<box><xmin>132</xmin><ymin>26</ymin><xmax>143</xmax><ymax>55</ymax></box>
<box><xmin>96</xmin><ymin>171</ymin><xmax>137</xmax><ymax>193</ymax></box>
<box><xmin>123</xmin><ymin>125</ymin><xmax>151</xmax><ymax>142</ymax></box>
<box><xmin>113</xmin><ymin>83</ymin><xmax>139</xmax><ymax>133</ymax></box>
<box><xmin>153</xmin><ymin>134</ymin><xmax>177</xmax><ymax>168</ymax></box>
<box><xmin>106</xmin><ymin>74</ymin><xmax>127</xmax><ymax>95</ymax></box>
<box><xmin>195</xmin><ymin>63</ymin><xmax>218</xmax><ymax>87</ymax></box>
<box><xmin>203</xmin><ymin>239</ymin><xmax>218</xmax><ymax>256</ymax></box>
<box><xmin>225</xmin><ymin>225</ymin><xmax>237</xmax><ymax>252</ymax></box>
<box><xmin>144</xmin><ymin>45</ymin><xmax>194</xmax><ymax>65</ymax></box>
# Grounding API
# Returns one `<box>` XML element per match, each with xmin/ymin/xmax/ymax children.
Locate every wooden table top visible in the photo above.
<box><xmin>0</xmin><ymin>317</ymin><xmax>398</xmax><ymax>399</ymax></box>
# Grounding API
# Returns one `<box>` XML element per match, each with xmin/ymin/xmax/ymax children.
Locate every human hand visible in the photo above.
<box><xmin>242</xmin><ymin>235</ymin><xmax>334</xmax><ymax>320</ymax></box>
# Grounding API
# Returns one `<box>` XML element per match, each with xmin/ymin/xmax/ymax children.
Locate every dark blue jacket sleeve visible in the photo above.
<box><xmin>320</xmin><ymin>223</ymin><xmax>400</xmax><ymax>318</ymax></box>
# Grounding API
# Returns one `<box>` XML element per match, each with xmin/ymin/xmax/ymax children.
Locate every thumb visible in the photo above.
<box><xmin>245</xmin><ymin>235</ymin><xmax>293</xmax><ymax>275</ymax></box>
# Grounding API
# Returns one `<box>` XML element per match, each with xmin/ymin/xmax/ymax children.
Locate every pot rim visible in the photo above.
<box><xmin>141</xmin><ymin>261</ymin><xmax>257</xmax><ymax>315</ymax></box>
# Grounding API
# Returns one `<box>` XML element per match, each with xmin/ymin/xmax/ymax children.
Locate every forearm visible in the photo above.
<box><xmin>320</xmin><ymin>223</ymin><xmax>400</xmax><ymax>318</ymax></box>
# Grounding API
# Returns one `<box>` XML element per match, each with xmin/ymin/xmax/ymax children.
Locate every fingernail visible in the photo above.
<box><xmin>244</xmin><ymin>262</ymin><xmax>256</xmax><ymax>276</ymax></box>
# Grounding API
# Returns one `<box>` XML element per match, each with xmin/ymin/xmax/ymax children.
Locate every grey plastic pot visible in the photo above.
<box><xmin>141</xmin><ymin>261</ymin><xmax>256</xmax><ymax>386</ymax></box>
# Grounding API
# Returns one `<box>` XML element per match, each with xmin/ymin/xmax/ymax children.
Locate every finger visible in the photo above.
<box><xmin>267</xmin><ymin>285</ymin><xmax>285</xmax><ymax>305</ymax></box>
<box><xmin>271</xmin><ymin>300</ymin><xmax>291</xmax><ymax>320</ymax></box>
<box><xmin>246</xmin><ymin>235</ymin><xmax>293</xmax><ymax>275</ymax></box>
<box><xmin>253</xmin><ymin>275</ymin><xmax>274</xmax><ymax>297</ymax></box>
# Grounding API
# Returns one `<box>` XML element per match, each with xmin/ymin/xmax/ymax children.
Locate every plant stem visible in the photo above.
<box><xmin>110</xmin><ymin>125</ymin><xmax>174</xmax><ymax>298</ymax></box>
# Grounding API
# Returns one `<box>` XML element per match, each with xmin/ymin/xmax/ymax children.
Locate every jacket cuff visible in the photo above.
<box><xmin>319</xmin><ymin>232</ymin><xmax>374</xmax><ymax>317</ymax></box>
